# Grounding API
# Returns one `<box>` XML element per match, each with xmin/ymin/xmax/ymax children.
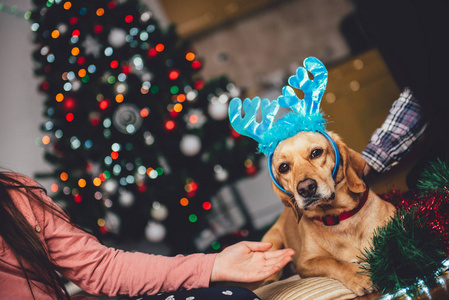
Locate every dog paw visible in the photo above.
<box><xmin>261</xmin><ymin>274</ymin><xmax>279</xmax><ymax>287</ymax></box>
<box><xmin>344</xmin><ymin>274</ymin><xmax>375</xmax><ymax>296</ymax></box>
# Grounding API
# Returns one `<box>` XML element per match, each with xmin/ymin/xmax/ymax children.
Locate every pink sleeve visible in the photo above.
<box><xmin>38</xmin><ymin>191</ymin><xmax>217</xmax><ymax>297</ymax></box>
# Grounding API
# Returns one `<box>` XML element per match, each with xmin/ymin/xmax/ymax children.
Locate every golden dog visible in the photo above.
<box><xmin>261</xmin><ymin>131</ymin><xmax>396</xmax><ymax>296</ymax></box>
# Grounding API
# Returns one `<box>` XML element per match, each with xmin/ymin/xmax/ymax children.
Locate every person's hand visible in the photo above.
<box><xmin>210</xmin><ymin>241</ymin><xmax>295</xmax><ymax>283</ymax></box>
<box><xmin>363</xmin><ymin>163</ymin><xmax>372</xmax><ymax>177</ymax></box>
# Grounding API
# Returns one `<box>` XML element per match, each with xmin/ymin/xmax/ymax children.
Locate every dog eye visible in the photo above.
<box><xmin>278</xmin><ymin>163</ymin><xmax>290</xmax><ymax>174</ymax></box>
<box><xmin>310</xmin><ymin>148</ymin><xmax>323</xmax><ymax>159</ymax></box>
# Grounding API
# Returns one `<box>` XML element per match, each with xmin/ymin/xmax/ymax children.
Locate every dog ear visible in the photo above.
<box><xmin>271</xmin><ymin>181</ymin><xmax>302</xmax><ymax>223</ymax></box>
<box><xmin>330</xmin><ymin>132</ymin><xmax>366</xmax><ymax>194</ymax></box>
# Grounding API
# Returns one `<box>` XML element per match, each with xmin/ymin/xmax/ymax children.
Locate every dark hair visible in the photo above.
<box><xmin>0</xmin><ymin>171</ymin><xmax>71</xmax><ymax>299</ymax></box>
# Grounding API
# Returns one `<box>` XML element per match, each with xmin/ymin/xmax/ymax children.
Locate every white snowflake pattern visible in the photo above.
<box><xmin>82</xmin><ymin>35</ymin><xmax>102</xmax><ymax>58</ymax></box>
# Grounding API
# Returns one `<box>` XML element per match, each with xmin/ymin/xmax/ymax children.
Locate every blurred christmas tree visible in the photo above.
<box><xmin>30</xmin><ymin>0</ymin><xmax>261</xmax><ymax>253</ymax></box>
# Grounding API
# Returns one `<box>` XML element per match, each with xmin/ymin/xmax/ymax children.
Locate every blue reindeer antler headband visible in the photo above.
<box><xmin>228</xmin><ymin>57</ymin><xmax>340</xmax><ymax>196</ymax></box>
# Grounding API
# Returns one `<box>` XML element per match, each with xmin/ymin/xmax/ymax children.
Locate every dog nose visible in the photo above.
<box><xmin>297</xmin><ymin>178</ymin><xmax>317</xmax><ymax>198</ymax></box>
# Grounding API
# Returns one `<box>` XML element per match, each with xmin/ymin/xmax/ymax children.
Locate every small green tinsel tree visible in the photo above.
<box><xmin>417</xmin><ymin>158</ymin><xmax>449</xmax><ymax>193</ymax></box>
<box><xmin>359</xmin><ymin>208</ymin><xmax>447</xmax><ymax>296</ymax></box>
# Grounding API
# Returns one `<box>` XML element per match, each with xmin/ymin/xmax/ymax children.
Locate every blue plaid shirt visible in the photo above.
<box><xmin>361</xmin><ymin>88</ymin><xmax>427</xmax><ymax>173</ymax></box>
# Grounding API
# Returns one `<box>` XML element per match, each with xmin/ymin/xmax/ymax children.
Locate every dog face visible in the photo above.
<box><xmin>270</xmin><ymin>131</ymin><xmax>366</xmax><ymax>220</ymax></box>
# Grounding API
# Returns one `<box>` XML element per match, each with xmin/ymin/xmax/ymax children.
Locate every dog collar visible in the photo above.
<box><xmin>267</xmin><ymin>130</ymin><xmax>340</xmax><ymax>196</ymax></box>
<box><xmin>313</xmin><ymin>185</ymin><xmax>369</xmax><ymax>226</ymax></box>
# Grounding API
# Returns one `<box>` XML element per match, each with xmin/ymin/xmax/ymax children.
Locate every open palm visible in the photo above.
<box><xmin>211</xmin><ymin>241</ymin><xmax>294</xmax><ymax>283</ymax></box>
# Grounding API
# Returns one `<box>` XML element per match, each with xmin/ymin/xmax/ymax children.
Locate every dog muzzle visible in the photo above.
<box><xmin>267</xmin><ymin>130</ymin><xmax>340</xmax><ymax>196</ymax></box>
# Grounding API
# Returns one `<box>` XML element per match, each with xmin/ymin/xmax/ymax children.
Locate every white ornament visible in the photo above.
<box><xmin>214</xmin><ymin>165</ymin><xmax>229</xmax><ymax>182</ymax></box>
<box><xmin>108</xmin><ymin>28</ymin><xmax>127</xmax><ymax>48</ymax></box>
<box><xmin>145</xmin><ymin>222</ymin><xmax>166</xmax><ymax>242</ymax></box>
<box><xmin>150</xmin><ymin>201</ymin><xmax>169</xmax><ymax>221</ymax></box>
<box><xmin>118</xmin><ymin>189</ymin><xmax>135</xmax><ymax>207</ymax></box>
<box><xmin>82</xmin><ymin>35</ymin><xmax>102</xmax><ymax>58</ymax></box>
<box><xmin>57</xmin><ymin>23</ymin><xmax>68</xmax><ymax>34</ymax></box>
<box><xmin>208</xmin><ymin>102</ymin><xmax>228</xmax><ymax>120</ymax></box>
<box><xmin>180</xmin><ymin>134</ymin><xmax>201</xmax><ymax>156</ymax></box>
<box><xmin>103</xmin><ymin>179</ymin><xmax>118</xmax><ymax>194</ymax></box>
<box><xmin>113</xmin><ymin>104</ymin><xmax>143</xmax><ymax>134</ymax></box>
<box><xmin>104</xmin><ymin>211</ymin><xmax>121</xmax><ymax>234</ymax></box>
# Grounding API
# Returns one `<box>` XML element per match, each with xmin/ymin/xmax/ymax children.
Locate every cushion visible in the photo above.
<box><xmin>253</xmin><ymin>275</ymin><xmax>357</xmax><ymax>300</ymax></box>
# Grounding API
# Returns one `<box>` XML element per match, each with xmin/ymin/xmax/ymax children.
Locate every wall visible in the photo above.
<box><xmin>0</xmin><ymin>0</ymin><xmax>355</xmax><ymax>233</ymax></box>
<box><xmin>0</xmin><ymin>0</ymin><xmax>52</xmax><ymax>183</ymax></box>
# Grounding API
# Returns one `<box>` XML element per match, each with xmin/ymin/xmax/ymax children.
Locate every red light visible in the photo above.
<box><xmin>99</xmin><ymin>226</ymin><xmax>108</xmax><ymax>234</ymax></box>
<box><xmin>107</xmin><ymin>1</ymin><xmax>116</xmax><ymax>9</ymax></box>
<box><xmin>77</xmin><ymin>56</ymin><xmax>85</xmax><ymax>65</ymax></box>
<box><xmin>74</xmin><ymin>194</ymin><xmax>82</xmax><ymax>203</ymax></box>
<box><xmin>99</xmin><ymin>99</ymin><xmax>110</xmax><ymax>110</ymax></box>
<box><xmin>70</xmin><ymin>17</ymin><xmax>78</xmax><ymax>25</ymax></box>
<box><xmin>231</xmin><ymin>128</ymin><xmax>240</xmax><ymax>138</ymax></box>
<box><xmin>66</xmin><ymin>113</ymin><xmax>74</xmax><ymax>122</ymax></box>
<box><xmin>98</xmin><ymin>173</ymin><xmax>106</xmax><ymax>181</ymax></box>
<box><xmin>111</xmin><ymin>151</ymin><xmax>119</xmax><ymax>160</ymax></box>
<box><xmin>190</xmin><ymin>182</ymin><xmax>198</xmax><ymax>191</ymax></box>
<box><xmin>155</xmin><ymin>44</ymin><xmax>164</xmax><ymax>52</ymax></box>
<box><xmin>72</xmin><ymin>30</ymin><xmax>80</xmax><ymax>37</ymax></box>
<box><xmin>91</xmin><ymin>117</ymin><xmax>99</xmax><ymax>126</ymax></box>
<box><xmin>194</xmin><ymin>80</ymin><xmax>204</xmax><ymax>90</ymax></box>
<box><xmin>110</xmin><ymin>60</ymin><xmax>119</xmax><ymax>69</ymax></box>
<box><xmin>148</xmin><ymin>48</ymin><xmax>157</xmax><ymax>57</ymax></box>
<box><xmin>42</xmin><ymin>81</ymin><xmax>49</xmax><ymax>90</ymax></box>
<box><xmin>140</xmin><ymin>108</ymin><xmax>150</xmax><ymax>117</ymax></box>
<box><xmin>192</xmin><ymin>60</ymin><xmax>201</xmax><ymax>69</ymax></box>
<box><xmin>122</xmin><ymin>65</ymin><xmax>130</xmax><ymax>74</ymax></box>
<box><xmin>125</xmin><ymin>15</ymin><xmax>133</xmax><ymax>23</ymax></box>
<box><xmin>202</xmin><ymin>201</ymin><xmax>212</xmax><ymax>210</ymax></box>
<box><xmin>94</xmin><ymin>25</ymin><xmax>103</xmax><ymax>33</ymax></box>
<box><xmin>63</xmin><ymin>97</ymin><xmax>76</xmax><ymax>111</ymax></box>
<box><xmin>169</xmin><ymin>70</ymin><xmax>179</xmax><ymax>80</ymax></box>
<box><xmin>138</xmin><ymin>184</ymin><xmax>147</xmax><ymax>193</ymax></box>
<box><xmin>165</xmin><ymin>120</ymin><xmax>175</xmax><ymax>131</ymax></box>
<box><xmin>246</xmin><ymin>165</ymin><xmax>257</xmax><ymax>175</ymax></box>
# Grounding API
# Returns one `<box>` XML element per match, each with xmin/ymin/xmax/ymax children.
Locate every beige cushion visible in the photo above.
<box><xmin>253</xmin><ymin>275</ymin><xmax>357</xmax><ymax>300</ymax></box>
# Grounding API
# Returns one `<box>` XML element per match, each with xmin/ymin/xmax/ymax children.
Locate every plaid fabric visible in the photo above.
<box><xmin>361</xmin><ymin>88</ymin><xmax>427</xmax><ymax>173</ymax></box>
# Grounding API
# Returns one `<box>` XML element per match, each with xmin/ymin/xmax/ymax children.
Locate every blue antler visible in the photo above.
<box><xmin>228</xmin><ymin>57</ymin><xmax>328</xmax><ymax>155</ymax></box>
<box><xmin>228</xmin><ymin>97</ymin><xmax>280</xmax><ymax>144</ymax></box>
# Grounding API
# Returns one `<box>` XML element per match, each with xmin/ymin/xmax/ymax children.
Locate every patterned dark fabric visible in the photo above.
<box><xmin>361</xmin><ymin>88</ymin><xmax>427</xmax><ymax>173</ymax></box>
<box><xmin>138</xmin><ymin>286</ymin><xmax>259</xmax><ymax>300</ymax></box>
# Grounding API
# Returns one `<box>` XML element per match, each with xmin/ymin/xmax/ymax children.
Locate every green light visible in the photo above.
<box><xmin>81</xmin><ymin>75</ymin><xmax>89</xmax><ymax>83</ymax></box>
<box><xmin>188</xmin><ymin>214</ymin><xmax>197</xmax><ymax>223</ymax></box>
<box><xmin>156</xmin><ymin>167</ymin><xmax>163</xmax><ymax>175</ymax></box>
<box><xmin>46</xmin><ymin>1</ymin><xmax>53</xmax><ymax>7</ymax></box>
<box><xmin>150</xmin><ymin>86</ymin><xmax>159</xmax><ymax>94</ymax></box>
<box><xmin>170</xmin><ymin>86</ymin><xmax>179</xmax><ymax>94</ymax></box>
<box><xmin>107</xmin><ymin>76</ymin><xmax>116</xmax><ymax>84</ymax></box>
<box><xmin>103</xmin><ymin>170</ymin><xmax>111</xmax><ymax>179</ymax></box>
<box><xmin>212</xmin><ymin>242</ymin><xmax>221</xmax><ymax>250</ymax></box>
<box><xmin>24</xmin><ymin>11</ymin><xmax>32</xmax><ymax>20</ymax></box>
